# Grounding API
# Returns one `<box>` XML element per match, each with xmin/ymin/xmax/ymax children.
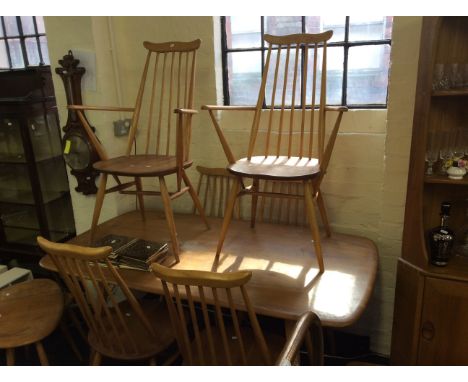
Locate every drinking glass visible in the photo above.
<box><xmin>449</xmin><ymin>63</ymin><xmax>464</xmax><ymax>89</ymax></box>
<box><xmin>439</xmin><ymin>131</ymin><xmax>453</xmax><ymax>173</ymax></box>
<box><xmin>433</xmin><ymin>64</ymin><xmax>449</xmax><ymax>90</ymax></box>
<box><xmin>425</xmin><ymin>129</ymin><xmax>439</xmax><ymax>175</ymax></box>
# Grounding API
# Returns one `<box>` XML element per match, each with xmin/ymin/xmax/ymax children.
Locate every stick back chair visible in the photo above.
<box><xmin>151</xmin><ymin>263</ymin><xmax>324</xmax><ymax>365</ymax></box>
<box><xmin>203</xmin><ymin>32</ymin><xmax>347</xmax><ymax>272</ymax></box>
<box><xmin>69</xmin><ymin>39</ymin><xmax>209</xmax><ymax>261</ymax></box>
<box><xmin>37</xmin><ymin>236</ymin><xmax>175</xmax><ymax>365</ymax></box>
<box><xmin>193</xmin><ymin>165</ymin><xmax>243</xmax><ymax>220</ymax></box>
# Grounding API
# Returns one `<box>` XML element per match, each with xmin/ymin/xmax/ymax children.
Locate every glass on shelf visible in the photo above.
<box><xmin>438</xmin><ymin>131</ymin><xmax>453</xmax><ymax>174</ymax></box>
<box><xmin>0</xmin><ymin>118</ymin><xmax>26</xmax><ymax>163</ymax></box>
<box><xmin>425</xmin><ymin>129</ymin><xmax>439</xmax><ymax>175</ymax></box>
<box><xmin>433</xmin><ymin>63</ymin><xmax>449</xmax><ymax>91</ymax></box>
<box><xmin>28</xmin><ymin>112</ymin><xmax>63</xmax><ymax>162</ymax></box>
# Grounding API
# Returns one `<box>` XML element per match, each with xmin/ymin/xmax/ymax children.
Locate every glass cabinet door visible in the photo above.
<box><xmin>28</xmin><ymin>111</ymin><xmax>62</xmax><ymax>161</ymax></box>
<box><xmin>0</xmin><ymin>117</ymin><xmax>26</xmax><ymax>162</ymax></box>
<box><xmin>0</xmin><ymin>163</ymin><xmax>34</xmax><ymax>204</ymax></box>
<box><xmin>0</xmin><ymin>202</ymin><xmax>40</xmax><ymax>245</ymax></box>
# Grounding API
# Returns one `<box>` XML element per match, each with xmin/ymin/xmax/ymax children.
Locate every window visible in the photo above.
<box><xmin>0</xmin><ymin>16</ymin><xmax>50</xmax><ymax>70</ymax></box>
<box><xmin>221</xmin><ymin>16</ymin><xmax>393</xmax><ymax>108</ymax></box>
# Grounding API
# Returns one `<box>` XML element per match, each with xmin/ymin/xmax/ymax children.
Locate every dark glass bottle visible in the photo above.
<box><xmin>428</xmin><ymin>201</ymin><xmax>455</xmax><ymax>266</ymax></box>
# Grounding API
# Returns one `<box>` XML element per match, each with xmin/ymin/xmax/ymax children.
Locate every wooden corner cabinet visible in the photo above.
<box><xmin>391</xmin><ymin>17</ymin><xmax>468</xmax><ymax>365</ymax></box>
<box><xmin>0</xmin><ymin>68</ymin><xmax>76</xmax><ymax>259</ymax></box>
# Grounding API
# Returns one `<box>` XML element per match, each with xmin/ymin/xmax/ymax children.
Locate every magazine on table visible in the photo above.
<box><xmin>92</xmin><ymin>234</ymin><xmax>171</xmax><ymax>271</ymax></box>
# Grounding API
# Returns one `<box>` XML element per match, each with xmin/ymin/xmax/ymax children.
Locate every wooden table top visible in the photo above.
<box><xmin>40</xmin><ymin>210</ymin><xmax>378</xmax><ymax>327</ymax></box>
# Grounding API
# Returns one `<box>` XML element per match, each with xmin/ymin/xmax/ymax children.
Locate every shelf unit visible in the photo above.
<box><xmin>0</xmin><ymin>68</ymin><xmax>76</xmax><ymax>257</ymax></box>
<box><xmin>391</xmin><ymin>17</ymin><xmax>468</xmax><ymax>365</ymax></box>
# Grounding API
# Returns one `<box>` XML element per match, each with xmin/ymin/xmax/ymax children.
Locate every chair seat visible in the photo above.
<box><xmin>93</xmin><ymin>155</ymin><xmax>193</xmax><ymax>177</ymax></box>
<box><xmin>88</xmin><ymin>298</ymin><xmax>175</xmax><ymax>361</ymax></box>
<box><xmin>228</xmin><ymin>156</ymin><xmax>320</xmax><ymax>181</ymax></box>
<box><xmin>184</xmin><ymin>324</ymin><xmax>285</xmax><ymax>365</ymax></box>
<box><xmin>0</xmin><ymin>279</ymin><xmax>63</xmax><ymax>349</ymax></box>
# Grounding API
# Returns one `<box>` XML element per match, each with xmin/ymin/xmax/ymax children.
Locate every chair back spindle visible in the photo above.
<box><xmin>37</xmin><ymin>236</ymin><xmax>157</xmax><ymax>359</ymax></box>
<box><xmin>151</xmin><ymin>264</ymin><xmax>272</xmax><ymax>365</ymax></box>
<box><xmin>126</xmin><ymin>40</ymin><xmax>200</xmax><ymax>162</ymax></box>
<box><xmin>193</xmin><ymin>166</ymin><xmax>243</xmax><ymax>219</ymax></box>
<box><xmin>247</xmin><ymin>32</ymin><xmax>332</xmax><ymax>165</ymax></box>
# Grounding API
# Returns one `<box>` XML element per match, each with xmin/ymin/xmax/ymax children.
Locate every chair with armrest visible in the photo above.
<box><xmin>151</xmin><ymin>263</ymin><xmax>323</xmax><ymax>365</ymax></box>
<box><xmin>202</xmin><ymin>32</ymin><xmax>347</xmax><ymax>272</ymax></box>
<box><xmin>69</xmin><ymin>39</ymin><xmax>209</xmax><ymax>262</ymax></box>
<box><xmin>37</xmin><ymin>236</ymin><xmax>176</xmax><ymax>365</ymax></box>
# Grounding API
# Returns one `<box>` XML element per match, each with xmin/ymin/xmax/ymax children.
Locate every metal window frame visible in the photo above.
<box><xmin>0</xmin><ymin>16</ymin><xmax>47</xmax><ymax>70</ymax></box>
<box><xmin>221</xmin><ymin>16</ymin><xmax>392</xmax><ymax>109</ymax></box>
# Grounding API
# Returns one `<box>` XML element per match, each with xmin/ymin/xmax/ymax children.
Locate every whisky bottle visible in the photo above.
<box><xmin>428</xmin><ymin>202</ymin><xmax>455</xmax><ymax>266</ymax></box>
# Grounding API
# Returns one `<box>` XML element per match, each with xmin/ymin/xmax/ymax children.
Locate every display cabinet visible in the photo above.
<box><xmin>391</xmin><ymin>17</ymin><xmax>468</xmax><ymax>365</ymax></box>
<box><xmin>0</xmin><ymin>68</ymin><xmax>75</xmax><ymax>257</ymax></box>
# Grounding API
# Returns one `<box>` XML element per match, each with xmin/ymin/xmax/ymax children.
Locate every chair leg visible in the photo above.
<box><xmin>90</xmin><ymin>173</ymin><xmax>108</xmax><ymax>244</ymax></box>
<box><xmin>90</xmin><ymin>351</ymin><xmax>102</xmax><ymax>366</ymax></box>
<box><xmin>135</xmin><ymin>177</ymin><xmax>146</xmax><ymax>222</ymax></box>
<box><xmin>216</xmin><ymin>177</ymin><xmax>241</xmax><ymax>257</ymax></box>
<box><xmin>182</xmin><ymin>171</ymin><xmax>210</xmax><ymax>229</ymax></box>
<box><xmin>159</xmin><ymin>176</ymin><xmax>180</xmax><ymax>263</ymax></box>
<box><xmin>60</xmin><ymin>320</ymin><xmax>83</xmax><ymax>363</ymax></box>
<box><xmin>6</xmin><ymin>348</ymin><xmax>14</xmax><ymax>366</ymax></box>
<box><xmin>316</xmin><ymin>189</ymin><xmax>331</xmax><ymax>237</ymax></box>
<box><xmin>303</xmin><ymin>180</ymin><xmax>324</xmax><ymax>273</ymax></box>
<box><xmin>35</xmin><ymin>342</ymin><xmax>49</xmax><ymax>366</ymax></box>
<box><xmin>250</xmin><ymin>178</ymin><xmax>259</xmax><ymax>228</ymax></box>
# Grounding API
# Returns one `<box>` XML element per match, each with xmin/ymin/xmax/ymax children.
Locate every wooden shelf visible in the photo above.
<box><xmin>424</xmin><ymin>174</ymin><xmax>468</xmax><ymax>185</ymax></box>
<box><xmin>432</xmin><ymin>88</ymin><xmax>468</xmax><ymax>97</ymax></box>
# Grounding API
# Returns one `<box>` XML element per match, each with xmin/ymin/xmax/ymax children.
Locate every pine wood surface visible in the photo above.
<box><xmin>40</xmin><ymin>210</ymin><xmax>378</xmax><ymax>328</ymax></box>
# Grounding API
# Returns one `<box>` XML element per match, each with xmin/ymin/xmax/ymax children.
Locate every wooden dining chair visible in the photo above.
<box><xmin>151</xmin><ymin>263</ymin><xmax>323</xmax><ymax>365</ymax></box>
<box><xmin>193</xmin><ymin>165</ymin><xmax>243</xmax><ymax>219</ymax></box>
<box><xmin>203</xmin><ymin>32</ymin><xmax>347</xmax><ymax>272</ymax></box>
<box><xmin>69</xmin><ymin>39</ymin><xmax>209</xmax><ymax>262</ymax></box>
<box><xmin>37</xmin><ymin>236</ymin><xmax>176</xmax><ymax>366</ymax></box>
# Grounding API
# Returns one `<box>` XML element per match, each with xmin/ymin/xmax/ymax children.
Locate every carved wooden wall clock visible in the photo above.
<box><xmin>56</xmin><ymin>51</ymin><xmax>99</xmax><ymax>195</ymax></box>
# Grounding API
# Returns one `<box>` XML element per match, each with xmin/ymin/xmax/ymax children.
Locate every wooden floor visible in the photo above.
<box><xmin>41</xmin><ymin>210</ymin><xmax>378</xmax><ymax>328</ymax></box>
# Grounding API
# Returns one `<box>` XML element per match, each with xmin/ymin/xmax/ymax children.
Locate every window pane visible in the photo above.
<box><xmin>0</xmin><ymin>40</ymin><xmax>9</xmax><ymax>68</ymax></box>
<box><xmin>25</xmin><ymin>37</ymin><xmax>40</xmax><ymax>66</ymax></box>
<box><xmin>347</xmin><ymin>44</ymin><xmax>390</xmax><ymax>104</ymax></box>
<box><xmin>7</xmin><ymin>38</ymin><xmax>24</xmax><ymax>68</ymax></box>
<box><xmin>265</xmin><ymin>48</ymin><xmax>302</xmax><ymax>107</ymax></box>
<box><xmin>0</xmin><ymin>19</ymin><xmax>3</xmax><ymax>37</ymax></box>
<box><xmin>306</xmin><ymin>46</ymin><xmax>343</xmax><ymax>105</ymax></box>
<box><xmin>305</xmin><ymin>16</ymin><xmax>346</xmax><ymax>42</ymax></box>
<box><xmin>226</xmin><ymin>16</ymin><xmax>261</xmax><ymax>49</ymax></box>
<box><xmin>39</xmin><ymin>36</ymin><xmax>49</xmax><ymax>65</ymax></box>
<box><xmin>20</xmin><ymin>16</ymin><xmax>35</xmax><ymax>35</ymax></box>
<box><xmin>264</xmin><ymin>16</ymin><xmax>302</xmax><ymax>35</ymax></box>
<box><xmin>35</xmin><ymin>16</ymin><xmax>46</xmax><ymax>34</ymax></box>
<box><xmin>3</xmin><ymin>16</ymin><xmax>19</xmax><ymax>37</ymax></box>
<box><xmin>228</xmin><ymin>51</ymin><xmax>261</xmax><ymax>105</ymax></box>
<box><xmin>349</xmin><ymin>16</ymin><xmax>393</xmax><ymax>41</ymax></box>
